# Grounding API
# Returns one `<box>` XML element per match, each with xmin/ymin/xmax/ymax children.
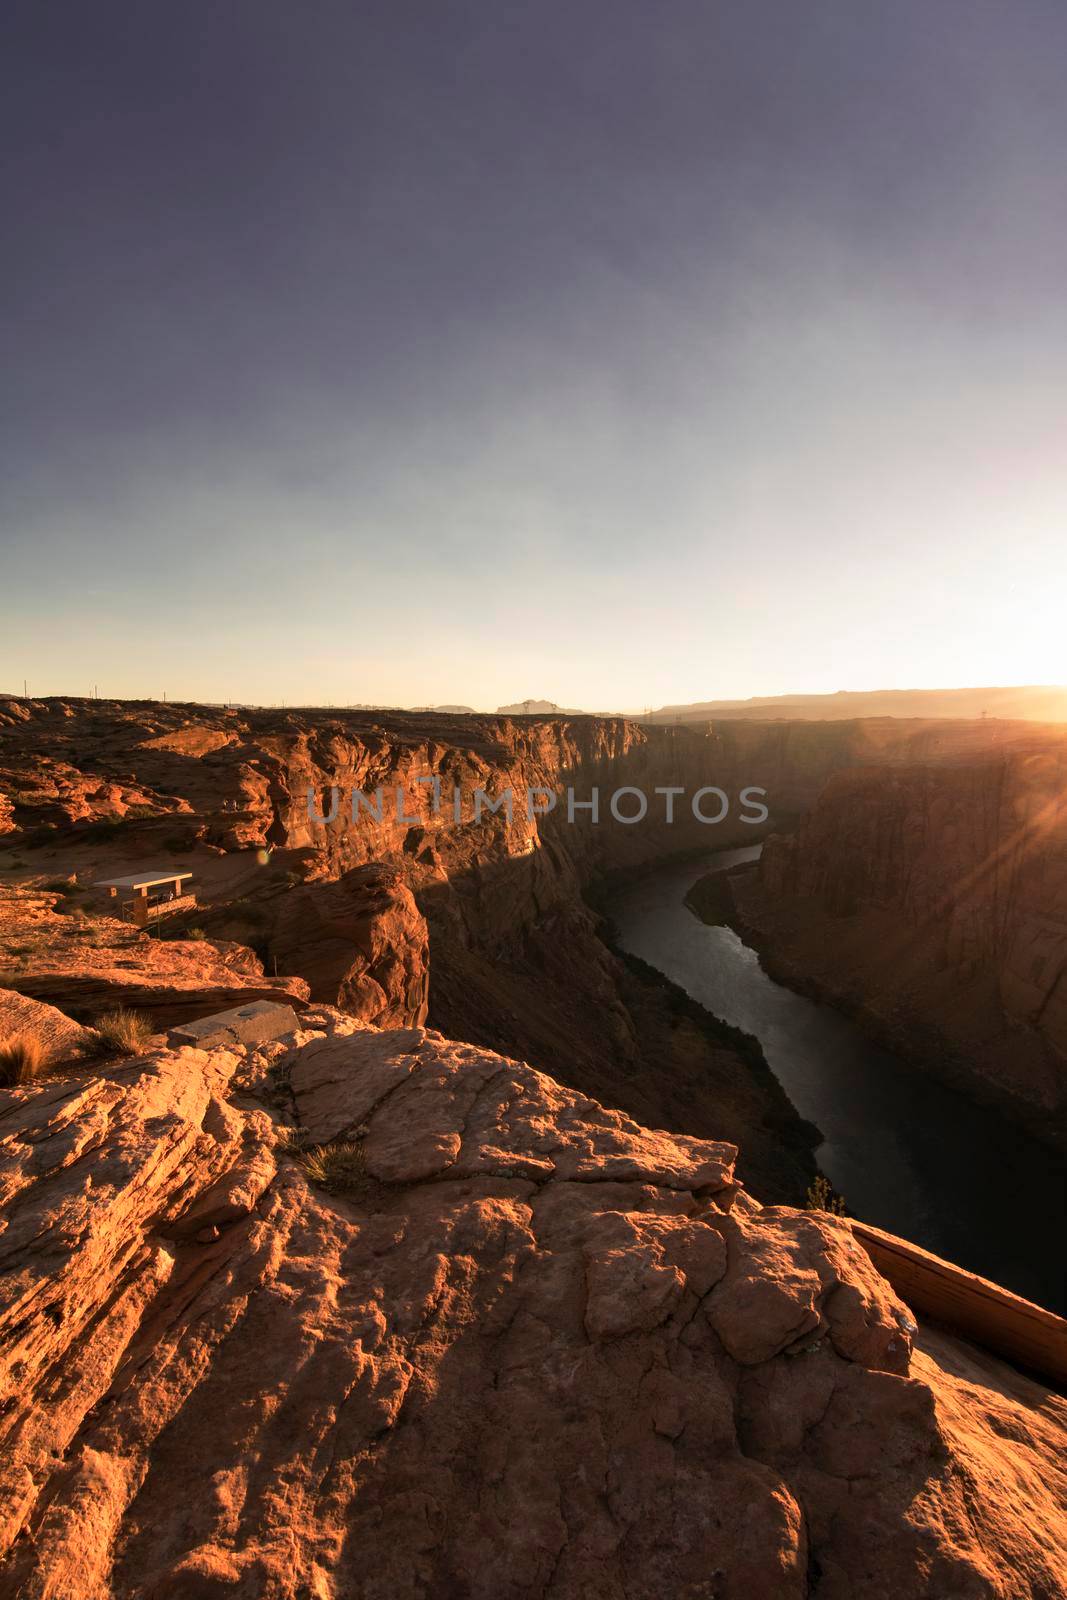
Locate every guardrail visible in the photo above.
<box><xmin>849</xmin><ymin>1218</ymin><xmax>1067</xmax><ymax>1390</ymax></box>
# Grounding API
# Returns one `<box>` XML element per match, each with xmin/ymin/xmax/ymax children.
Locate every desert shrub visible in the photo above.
<box><xmin>80</xmin><ymin>1007</ymin><xmax>154</xmax><ymax>1058</ymax></box>
<box><xmin>231</xmin><ymin>902</ymin><xmax>273</xmax><ymax>928</ymax></box>
<box><xmin>0</xmin><ymin>1034</ymin><xmax>48</xmax><ymax>1087</ymax></box>
<box><xmin>805</xmin><ymin>1174</ymin><xmax>847</xmax><ymax>1216</ymax></box>
<box><xmin>298</xmin><ymin>1136</ymin><xmax>368</xmax><ymax>1193</ymax></box>
<box><xmin>157</xmin><ymin>922</ymin><xmax>207</xmax><ymax>943</ymax></box>
<box><xmin>74</xmin><ymin>819</ymin><xmax>124</xmax><ymax>843</ymax></box>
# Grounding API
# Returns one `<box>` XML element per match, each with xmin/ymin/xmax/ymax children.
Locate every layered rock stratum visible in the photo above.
<box><xmin>0</xmin><ymin>887</ymin><xmax>308</xmax><ymax>1026</ymax></box>
<box><xmin>1</xmin><ymin>1012</ymin><xmax>1065</xmax><ymax>1599</ymax></box>
<box><xmin>4</xmin><ymin>696</ymin><xmax>1067</xmax><ymax>1171</ymax></box>
<box><xmin>2</xmin><ymin>697</ymin><xmax>873</xmax><ymax>1205</ymax></box>
<box><xmin>731</xmin><ymin>739</ymin><xmax>1067</xmax><ymax>1142</ymax></box>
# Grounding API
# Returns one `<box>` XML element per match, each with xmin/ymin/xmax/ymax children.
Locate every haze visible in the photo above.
<box><xmin>3</xmin><ymin>1</ymin><xmax>1066</xmax><ymax>709</ymax></box>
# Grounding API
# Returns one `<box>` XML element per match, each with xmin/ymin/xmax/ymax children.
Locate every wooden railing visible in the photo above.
<box><xmin>121</xmin><ymin>893</ymin><xmax>198</xmax><ymax>927</ymax></box>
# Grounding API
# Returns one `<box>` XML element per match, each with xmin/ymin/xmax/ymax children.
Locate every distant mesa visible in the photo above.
<box><xmin>497</xmin><ymin>698</ymin><xmax>584</xmax><ymax>716</ymax></box>
<box><xmin>644</xmin><ymin>684</ymin><xmax>1067</xmax><ymax>724</ymax></box>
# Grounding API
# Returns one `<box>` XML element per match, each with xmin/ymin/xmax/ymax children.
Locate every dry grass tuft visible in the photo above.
<box><xmin>805</xmin><ymin>1174</ymin><xmax>847</xmax><ymax>1216</ymax></box>
<box><xmin>298</xmin><ymin>1136</ymin><xmax>367</xmax><ymax>1193</ymax></box>
<box><xmin>0</xmin><ymin>1033</ymin><xmax>49</xmax><ymax>1087</ymax></box>
<box><xmin>80</xmin><ymin>1007</ymin><xmax>154</xmax><ymax>1058</ymax></box>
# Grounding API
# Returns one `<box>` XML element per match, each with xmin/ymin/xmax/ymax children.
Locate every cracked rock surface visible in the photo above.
<box><xmin>1</xmin><ymin>1012</ymin><xmax>1064</xmax><ymax>1598</ymax></box>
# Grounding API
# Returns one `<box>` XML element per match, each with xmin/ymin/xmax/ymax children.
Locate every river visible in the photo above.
<box><xmin>605</xmin><ymin>845</ymin><xmax>1066</xmax><ymax>1314</ymax></box>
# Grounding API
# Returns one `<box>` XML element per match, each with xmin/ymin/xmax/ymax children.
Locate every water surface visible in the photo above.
<box><xmin>605</xmin><ymin>846</ymin><xmax>1066</xmax><ymax>1314</ymax></box>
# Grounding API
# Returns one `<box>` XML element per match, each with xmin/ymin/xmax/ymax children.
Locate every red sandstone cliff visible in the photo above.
<box><xmin>0</xmin><ymin>700</ymin><xmax>832</xmax><ymax>1201</ymax></box>
<box><xmin>4</xmin><ymin>699</ymin><xmax>1050</xmax><ymax>997</ymax></box>
<box><xmin>0</xmin><ymin>699</ymin><xmax>878</xmax><ymax>1064</ymax></box>
<box><xmin>1</xmin><ymin>1013</ymin><xmax>1064</xmax><ymax>1598</ymax></box>
<box><xmin>736</xmin><ymin>737</ymin><xmax>1067</xmax><ymax>1141</ymax></box>
<box><xmin>270</xmin><ymin>864</ymin><xmax>429</xmax><ymax>1027</ymax></box>
<box><xmin>4</xmin><ymin>699</ymin><xmax>1067</xmax><ymax>1152</ymax></box>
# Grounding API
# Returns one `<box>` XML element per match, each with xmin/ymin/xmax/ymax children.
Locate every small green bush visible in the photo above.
<box><xmin>80</xmin><ymin>1007</ymin><xmax>154</xmax><ymax>1058</ymax></box>
<box><xmin>0</xmin><ymin>1034</ymin><xmax>48</xmax><ymax>1087</ymax></box>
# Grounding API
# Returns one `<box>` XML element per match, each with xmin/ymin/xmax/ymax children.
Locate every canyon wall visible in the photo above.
<box><xmin>1</xmin><ymin>700</ymin><xmax>855</xmax><ymax>1202</ymax></box>
<box><xmin>4</xmin><ymin>700</ymin><xmax>971</xmax><ymax>1063</ymax></box>
<box><xmin>737</xmin><ymin>734</ymin><xmax>1067</xmax><ymax>1141</ymax></box>
<box><xmin>5</xmin><ymin>698</ymin><xmax>1066</xmax><ymax>1155</ymax></box>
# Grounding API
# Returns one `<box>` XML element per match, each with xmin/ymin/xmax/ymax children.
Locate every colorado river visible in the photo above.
<box><xmin>605</xmin><ymin>845</ymin><xmax>1066</xmax><ymax>1314</ymax></box>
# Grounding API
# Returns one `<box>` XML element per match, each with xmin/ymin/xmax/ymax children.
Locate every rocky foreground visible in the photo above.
<box><xmin>1</xmin><ymin>1014</ymin><xmax>1064</xmax><ymax>1599</ymax></box>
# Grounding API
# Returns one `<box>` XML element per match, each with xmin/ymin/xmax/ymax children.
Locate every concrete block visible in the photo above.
<box><xmin>168</xmin><ymin>1000</ymin><xmax>301</xmax><ymax>1051</ymax></box>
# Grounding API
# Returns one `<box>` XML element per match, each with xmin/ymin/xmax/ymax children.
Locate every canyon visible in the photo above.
<box><xmin>4</xmin><ymin>697</ymin><xmax>1066</xmax><ymax>1147</ymax></box>
<box><xmin>716</xmin><ymin>732</ymin><xmax>1067</xmax><ymax>1146</ymax></box>
<box><xmin>1</xmin><ymin>696</ymin><xmax>1066</xmax><ymax>1596</ymax></box>
<box><xmin>0</xmin><ymin>698</ymin><xmax>842</xmax><ymax>1204</ymax></box>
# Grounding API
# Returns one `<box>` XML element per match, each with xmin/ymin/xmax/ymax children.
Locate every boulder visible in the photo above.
<box><xmin>270</xmin><ymin>863</ymin><xmax>429</xmax><ymax>1027</ymax></box>
<box><xmin>0</xmin><ymin>987</ymin><xmax>89</xmax><ymax>1064</ymax></box>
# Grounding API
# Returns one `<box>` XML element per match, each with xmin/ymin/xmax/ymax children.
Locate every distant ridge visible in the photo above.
<box><xmin>643</xmin><ymin>685</ymin><xmax>1067</xmax><ymax>725</ymax></box>
<box><xmin>497</xmin><ymin>698</ymin><xmax>584</xmax><ymax>715</ymax></box>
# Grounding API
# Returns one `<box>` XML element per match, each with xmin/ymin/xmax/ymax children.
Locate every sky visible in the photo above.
<box><xmin>2</xmin><ymin>0</ymin><xmax>1066</xmax><ymax>711</ymax></box>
